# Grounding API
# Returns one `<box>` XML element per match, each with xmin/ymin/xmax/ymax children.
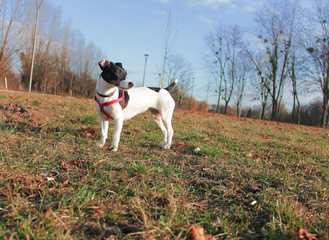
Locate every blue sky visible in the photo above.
<box><xmin>52</xmin><ymin>0</ymin><xmax>265</xmax><ymax>105</ymax></box>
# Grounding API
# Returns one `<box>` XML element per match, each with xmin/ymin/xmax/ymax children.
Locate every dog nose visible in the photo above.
<box><xmin>128</xmin><ymin>82</ymin><xmax>134</xmax><ymax>87</ymax></box>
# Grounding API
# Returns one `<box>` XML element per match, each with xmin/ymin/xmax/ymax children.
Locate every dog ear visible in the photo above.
<box><xmin>115</xmin><ymin>62</ymin><xmax>123</xmax><ymax>68</ymax></box>
<box><xmin>98</xmin><ymin>60</ymin><xmax>111</xmax><ymax>70</ymax></box>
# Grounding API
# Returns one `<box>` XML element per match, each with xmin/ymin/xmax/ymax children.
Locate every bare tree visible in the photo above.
<box><xmin>252</xmin><ymin>0</ymin><xmax>298</xmax><ymax>121</ymax></box>
<box><xmin>288</xmin><ymin>52</ymin><xmax>301</xmax><ymax>124</ymax></box>
<box><xmin>204</xmin><ymin>24</ymin><xmax>244</xmax><ymax>114</ymax></box>
<box><xmin>303</xmin><ymin>0</ymin><xmax>329</xmax><ymax>128</ymax></box>
<box><xmin>17</xmin><ymin>0</ymin><xmax>103</xmax><ymax>98</ymax></box>
<box><xmin>234</xmin><ymin>54</ymin><xmax>250</xmax><ymax>117</ymax></box>
<box><xmin>0</xmin><ymin>0</ymin><xmax>23</xmax><ymax>79</ymax></box>
<box><xmin>242</xmin><ymin>39</ymin><xmax>271</xmax><ymax>120</ymax></box>
<box><xmin>161</xmin><ymin>54</ymin><xmax>193</xmax><ymax>108</ymax></box>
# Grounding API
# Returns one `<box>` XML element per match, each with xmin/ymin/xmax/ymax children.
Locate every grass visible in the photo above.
<box><xmin>1</xmin><ymin>91</ymin><xmax>329</xmax><ymax>239</ymax></box>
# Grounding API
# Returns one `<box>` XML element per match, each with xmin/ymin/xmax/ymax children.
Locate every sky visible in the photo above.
<box><xmin>51</xmin><ymin>0</ymin><xmax>265</xmax><ymax>106</ymax></box>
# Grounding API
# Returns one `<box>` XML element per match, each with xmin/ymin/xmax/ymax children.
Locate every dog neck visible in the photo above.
<box><xmin>96</xmin><ymin>90</ymin><xmax>115</xmax><ymax>98</ymax></box>
<box><xmin>96</xmin><ymin>78</ymin><xmax>118</xmax><ymax>100</ymax></box>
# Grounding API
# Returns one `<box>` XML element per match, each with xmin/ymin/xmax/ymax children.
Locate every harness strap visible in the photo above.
<box><xmin>95</xmin><ymin>90</ymin><xmax>125</xmax><ymax>121</ymax></box>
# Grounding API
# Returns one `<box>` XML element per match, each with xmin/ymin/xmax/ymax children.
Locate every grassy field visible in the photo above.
<box><xmin>0</xmin><ymin>91</ymin><xmax>328</xmax><ymax>240</ymax></box>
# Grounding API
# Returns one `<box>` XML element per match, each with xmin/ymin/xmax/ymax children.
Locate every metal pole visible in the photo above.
<box><xmin>29</xmin><ymin>0</ymin><xmax>43</xmax><ymax>93</ymax></box>
<box><xmin>142</xmin><ymin>54</ymin><xmax>149</xmax><ymax>87</ymax></box>
<box><xmin>5</xmin><ymin>77</ymin><xmax>8</xmax><ymax>90</ymax></box>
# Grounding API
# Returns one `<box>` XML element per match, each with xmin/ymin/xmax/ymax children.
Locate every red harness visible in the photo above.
<box><xmin>95</xmin><ymin>90</ymin><xmax>125</xmax><ymax>120</ymax></box>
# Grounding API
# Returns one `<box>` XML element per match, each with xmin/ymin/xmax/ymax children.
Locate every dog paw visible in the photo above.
<box><xmin>109</xmin><ymin>146</ymin><xmax>118</xmax><ymax>152</ymax></box>
<box><xmin>96</xmin><ymin>142</ymin><xmax>104</xmax><ymax>148</ymax></box>
<box><xmin>163</xmin><ymin>145</ymin><xmax>171</xmax><ymax>150</ymax></box>
<box><xmin>160</xmin><ymin>143</ymin><xmax>171</xmax><ymax>150</ymax></box>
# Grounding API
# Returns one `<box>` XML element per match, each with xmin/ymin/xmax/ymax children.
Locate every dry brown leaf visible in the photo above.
<box><xmin>61</xmin><ymin>161</ymin><xmax>73</xmax><ymax>170</ymax></box>
<box><xmin>190</xmin><ymin>225</ymin><xmax>215</xmax><ymax>240</ymax></box>
<box><xmin>61</xmin><ymin>160</ymin><xmax>85</xmax><ymax>170</ymax></box>
<box><xmin>247</xmin><ymin>152</ymin><xmax>262</xmax><ymax>162</ymax></box>
<box><xmin>298</xmin><ymin>228</ymin><xmax>319</xmax><ymax>240</ymax></box>
<box><xmin>175</xmin><ymin>141</ymin><xmax>188</xmax><ymax>146</ymax></box>
<box><xmin>80</xmin><ymin>175</ymin><xmax>88</xmax><ymax>184</ymax></box>
<box><xmin>77</xmin><ymin>127</ymin><xmax>96</xmax><ymax>137</ymax></box>
<box><xmin>44</xmin><ymin>208</ymin><xmax>54</xmax><ymax>220</ymax></box>
<box><xmin>247</xmin><ymin>152</ymin><xmax>253</xmax><ymax>158</ymax></box>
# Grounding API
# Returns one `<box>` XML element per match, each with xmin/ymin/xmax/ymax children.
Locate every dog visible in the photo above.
<box><xmin>95</xmin><ymin>59</ymin><xmax>178</xmax><ymax>152</ymax></box>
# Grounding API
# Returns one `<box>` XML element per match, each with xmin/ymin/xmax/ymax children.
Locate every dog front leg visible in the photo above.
<box><xmin>110</xmin><ymin>117</ymin><xmax>123</xmax><ymax>151</ymax></box>
<box><xmin>97</xmin><ymin>115</ymin><xmax>109</xmax><ymax>147</ymax></box>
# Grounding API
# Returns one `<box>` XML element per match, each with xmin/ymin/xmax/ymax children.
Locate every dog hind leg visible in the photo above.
<box><xmin>152</xmin><ymin>110</ymin><xmax>168</xmax><ymax>148</ymax></box>
<box><xmin>161</xmin><ymin>115</ymin><xmax>174</xmax><ymax>149</ymax></box>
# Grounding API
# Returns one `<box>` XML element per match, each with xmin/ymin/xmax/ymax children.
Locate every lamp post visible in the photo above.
<box><xmin>142</xmin><ymin>54</ymin><xmax>149</xmax><ymax>86</ymax></box>
<box><xmin>29</xmin><ymin>0</ymin><xmax>43</xmax><ymax>93</ymax></box>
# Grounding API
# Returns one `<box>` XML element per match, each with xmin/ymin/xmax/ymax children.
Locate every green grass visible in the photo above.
<box><xmin>1</xmin><ymin>91</ymin><xmax>329</xmax><ymax>239</ymax></box>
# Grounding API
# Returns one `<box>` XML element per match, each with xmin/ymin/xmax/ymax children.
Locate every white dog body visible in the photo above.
<box><xmin>95</xmin><ymin>60</ymin><xmax>177</xmax><ymax>151</ymax></box>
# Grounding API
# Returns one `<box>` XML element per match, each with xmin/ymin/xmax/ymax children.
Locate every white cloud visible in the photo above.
<box><xmin>152</xmin><ymin>0</ymin><xmax>171</xmax><ymax>4</ymax></box>
<box><xmin>185</xmin><ymin>0</ymin><xmax>263</xmax><ymax>12</ymax></box>
<box><xmin>240</xmin><ymin>0</ymin><xmax>264</xmax><ymax>13</ymax></box>
<box><xmin>185</xmin><ymin>0</ymin><xmax>231</xmax><ymax>9</ymax></box>
<box><xmin>150</xmin><ymin>10</ymin><xmax>169</xmax><ymax>16</ymax></box>
<box><xmin>197</xmin><ymin>14</ymin><xmax>213</xmax><ymax>25</ymax></box>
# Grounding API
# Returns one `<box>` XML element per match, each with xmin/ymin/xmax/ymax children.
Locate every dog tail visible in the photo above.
<box><xmin>165</xmin><ymin>79</ymin><xmax>179</xmax><ymax>93</ymax></box>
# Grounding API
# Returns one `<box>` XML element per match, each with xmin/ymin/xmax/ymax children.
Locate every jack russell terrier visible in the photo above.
<box><xmin>95</xmin><ymin>59</ymin><xmax>178</xmax><ymax>151</ymax></box>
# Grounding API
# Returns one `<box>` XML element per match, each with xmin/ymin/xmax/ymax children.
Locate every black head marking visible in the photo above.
<box><xmin>99</xmin><ymin>60</ymin><xmax>127</xmax><ymax>84</ymax></box>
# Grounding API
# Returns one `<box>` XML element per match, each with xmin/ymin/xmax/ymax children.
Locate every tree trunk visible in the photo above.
<box><xmin>321</xmin><ymin>96</ymin><xmax>329</xmax><ymax>128</ymax></box>
<box><xmin>216</xmin><ymin>87</ymin><xmax>221</xmax><ymax>113</ymax></box>
<box><xmin>271</xmin><ymin>99</ymin><xmax>278</xmax><ymax>121</ymax></box>
<box><xmin>224</xmin><ymin>102</ymin><xmax>228</xmax><ymax>114</ymax></box>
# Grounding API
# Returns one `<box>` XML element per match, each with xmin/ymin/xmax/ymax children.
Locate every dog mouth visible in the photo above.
<box><xmin>119</xmin><ymin>79</ymin><xmax>134</xmax><ymax>90</ymax></box>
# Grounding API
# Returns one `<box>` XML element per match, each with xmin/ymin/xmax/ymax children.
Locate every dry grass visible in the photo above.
<box><xmin>0</xmin><ymin>91</ymin><xmax>328</xmax><ymax>239</ymax></box>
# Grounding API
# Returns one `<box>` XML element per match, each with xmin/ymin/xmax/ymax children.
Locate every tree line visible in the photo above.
<box><xmin>0</xmin><ymin>0</ymin><xmax>328</xmax><ymax>128</ymax></box>
<box><xmin>204</xmin><ymin>0</ymin><xmax>329</xmax><ymax>128</ymax></box>
<box><xmin>0</xmin><ymin>0</ymin><xmax>103</xmax><ymax>98</ymax></box>
<box><xmin>0</xmin><ymin>0</ymin><xmax>205</xmax><ymax>111</ymax></box>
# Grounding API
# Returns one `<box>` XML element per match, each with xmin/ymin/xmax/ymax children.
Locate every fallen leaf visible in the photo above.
<box><xmin>261</xmin><ymin>134</ymin><xmax>268</xmax><ymax>139</ymax></box>
<box><xmin>298</xmin><ymin>228</ymin><xmax>319</xmax><ymax>240</ymax></box>
<box><xmin>247</xmin><ymin>152</ymin><xmax>262</xmax><ymax>162</ymax></box>
<box><xmin>175</xmin><ymin>141</ymin><xmax>188</xmax><ymax>146</ymax></box>
<box><xmin>80</xmin><ymin>175</ymin><xmax>88</xmax><ymax>184</ymax></box>
<box><xmin>61</xmin><ymin>160</ymin><xmax>86</xmax><ymax>170</ymax></box>
<box><xmin>44</xmin><ymin>208</ymin><xmax>54</xmax><ymax>220</ymax></box>
<box><xmin>77</xmin><ymin>127</ymin><xmax>96</xmax><ymax>137</ymax></box>
<box><xmin>299</xmin><ymin>148</ymin><xmax>310</xmax><ymax>155</ymax></box>
<box><xmin>190</xmin><ymin>225</ymin><xmax>215</xmax><ymax>240</ymax></box>
<box><xmin>247</xmin><ymin>152</ymin><xmax>253</xmax><ymax>158</ymax></box>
